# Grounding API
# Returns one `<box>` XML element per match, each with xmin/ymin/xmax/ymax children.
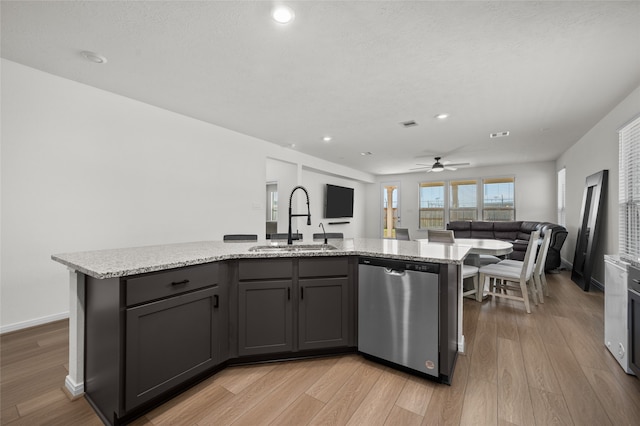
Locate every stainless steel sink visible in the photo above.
<box><xmin>249</xmin><ymin>244</ymin><xmax>338</xmax><ymax>253</ymax></box>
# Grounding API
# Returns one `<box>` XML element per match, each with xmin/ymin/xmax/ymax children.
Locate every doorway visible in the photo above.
<box><xmin>266</xmin><ymin>182</ymin><xmax>278</xmax><ymax>238</ymax></box>
<box><xmin>381</xmin><ymin>182</ymin><xmax>401</xmax><ymax>238</ymax></box>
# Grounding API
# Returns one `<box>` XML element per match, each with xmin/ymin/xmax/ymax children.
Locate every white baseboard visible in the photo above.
<box><xmin>65</xmin><ymin>375</ymin><xmax>85</xmax><ymax>398</ymax></box>
<box><xmin>0</xmin><ymin>311</ymin><xmax>69</xmax><ymax>334</ymax></box>
<box><xmin>458</xmin><ymin>335</ymin><xmax>466</xmax><ymax>354</ymax></box>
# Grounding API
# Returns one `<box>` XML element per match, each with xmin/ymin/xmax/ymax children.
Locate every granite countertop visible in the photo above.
<box><xmin>52</xmin><ymin>238</ymin><xmax>472</xmax><ymax>279</ymax></box>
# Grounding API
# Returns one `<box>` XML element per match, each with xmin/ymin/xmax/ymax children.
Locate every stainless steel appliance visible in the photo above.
<box><xmin>628</xmin><ymin>264</ymin><xmax>640</xmax><ymax>376</ymax></box>
<box><xmin>358</xmin><ymin>257</ymin><xmax>448</xmax><ymax>381</ymax></box>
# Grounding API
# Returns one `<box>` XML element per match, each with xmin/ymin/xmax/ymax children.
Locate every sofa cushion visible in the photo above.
<box><xmin>493</xmin><ymin>221</ymin><xmax>522</xmax><ymax>241</ymax></box>
<box><xmin>447</xmin><ymin>221</ymin><xmax>471</xmax><ymax>238</ymax></box>
<box><xmin>470</xmin><ymin>221</ymin><xmax>494</xmax><ymax>239</ymax></box>
<box><xmin>517</xmin><ymin>221</ymin><xmax>540</xmax><ymax>241</ymax></box>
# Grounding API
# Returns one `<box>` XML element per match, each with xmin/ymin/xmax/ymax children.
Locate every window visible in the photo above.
<box><xmin>619</xmin><ymin>115</ymin><xmax>640</xmax><ymax>264</ymax></box>
<box><xmin>557</xmin><ymin>168</ymin><xmax>566</xmax><ymax>226</ymax></box>
<box><xmin>419</xmin><ymin>182</ymin><xmax>445</xmax><ymax>229</ymax></box>
<box><xmin>449</xmin><ymin>180</ymin><xmax>477</xmax><ymax>222</ymax></box>
<box><xmin>482</xmin><ymin>177</ymin><xmax>515</xmax><ymax>221</ymax></box>
<box><xmin>420</xmin><ymin>177</ymin><xmax>515</xmax><ymax>227</ymax></box>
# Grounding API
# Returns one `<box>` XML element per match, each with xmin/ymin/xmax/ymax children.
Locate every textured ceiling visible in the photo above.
<box><xmin>2</xmin><ymin>1</ymin><xmax>640</xmax><ymax>175</ymax></box>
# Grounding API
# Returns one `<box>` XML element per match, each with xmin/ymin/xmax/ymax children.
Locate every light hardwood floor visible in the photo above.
<box><xmin>2</xmin><ymin>271</ymin><xmax>640</xmax><ymax>425</ymax></box>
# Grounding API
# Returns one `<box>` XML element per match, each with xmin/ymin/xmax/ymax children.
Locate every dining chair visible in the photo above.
<box><xmin>312</xmin><ymin>232</ymin><xmax>344</xmax><ymax>240</ymax></box>
<box><xmin>497</xmin><ymin>230</ymin><xmax>552</xmax><ymax>303</ymax></box>
<box><xmin>479</xmin><ymin>254</ymin><xmax>502</xmax><ymax>266</ymax></box>
<box><xmin>270</xmin><ymin>233</ymin><xmax>303</xmax><ymax>241</ymax></box>
<box><xmin>478</xmin><ymin>231</ymin><xmax>540</xmax><ymax>313</ymax></box>
<box><xmin>426</xmin><ymin>229</ymin><xmax>455</xmax><ymax>243</ymax></box>
<box><xmin>223</xmin><ymin>234</ymin><xmax>258</xmax><ymax>242</ymax></box>
<box><xmin>427</xmin><ymin>229</ymin><xmax>480</xmax><ymax>299</ymax></box>
<box><xmin>395</xmin><ymin>228</ymin><xmax>411</xmax><ymax>240</ymax></box>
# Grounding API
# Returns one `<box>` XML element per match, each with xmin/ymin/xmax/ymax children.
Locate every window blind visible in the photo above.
<box><xmin>619</xmin><ymin>115</ymin><xmax>640</xmax><ymax>264</ymax></box>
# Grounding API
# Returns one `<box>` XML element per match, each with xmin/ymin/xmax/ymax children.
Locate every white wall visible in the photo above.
<box><xmin>0</xmin><ymin>59</ymin><xmax>373</xmax><ymax>331</ymax></box>
<box><xmin>265</xmin><ymin>159</ymin><xmax>368</xmax><ymax>241</ymax></box>
<box><xmin>557</xmin><ymin>85</ymin><xmax>640</xmax><ymax>285</ymax></box>
<box><xmin>300</xmin><ymin>168</ymin><xmax>367</xmax><ymax>241</ymax></box>
<box><xmin>364</xmin><ymin>161</ymin><xmax>557</xmax><ymax>240</ymax></box>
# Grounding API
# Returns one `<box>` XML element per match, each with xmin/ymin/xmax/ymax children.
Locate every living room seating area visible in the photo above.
<box><xmin>447</xmin><ymin>220</ymin><xmax>568</xmax><ymax>271</ymax></box>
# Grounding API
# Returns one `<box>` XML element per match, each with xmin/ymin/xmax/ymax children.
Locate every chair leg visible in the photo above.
<box><xmin>477</xmin><ymin>274</ymin><xmax>486</xmax><ymax>302</ymax></box>
<box><xmin>529</xmin><ymin>277</ymin><xmax>538</xmax><ymax>305</ymax></box>
<box><xmin>473</xmin><ymin>274</ymin><xmax>479</xmax><ymax>299</ymax></box>
<box><xmin>541</xmin><ymin>272</ymin><xmax>549</xmax><ymax>296</ymax></box>
<box><xmin>535</xmin><ymin>274</ymin><xmax>545</xmax><ymax>304</ymax></box>
<box><xmin>520</xmin><ymin>278</ymin><xmax>531</xmax><ymax>313</ymax></box>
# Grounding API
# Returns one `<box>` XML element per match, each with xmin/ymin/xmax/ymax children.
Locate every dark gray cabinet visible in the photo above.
<box><xmin>237</xmin><ymin>257</ymin><xmax>352</xmax><ymax>356</ymax></box>
<box><xmin>238</xmin><ymin>280</ymin><xmax>293</xmax><ymax>356</ymax></box>
<box><xmin>84</xmin><ymin>262</ymin><xmax>223</xmax><ymax>425</ymax></box>
<box><xmin>237</xmin><ymin>258</ymin><xmax>294</xmax><ymax>356</ymax></box>
<box><xmin>125</xmin><ymin>286</ymin><xmax>219</xmax><ymax>410</ymax></box>
<box><xmin>298</xmin><ymin>256</ymin><xmax>350</xmax><ymax>351</ymax></box>
<box><xmin>299</xmin><ymin>277</ymin><xmax>349</xmax><ymax>350</ymax></box>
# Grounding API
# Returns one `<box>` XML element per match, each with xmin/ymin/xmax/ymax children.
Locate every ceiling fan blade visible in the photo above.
<box><xmin>444</xmin><ymin>162</ymin><xmax>470</xmax><ymax>167</ymax></box>
<box><xmin>444</xmin><ymin>166</ymin><xmax>458</xmax><ymax>171</ymax></box>
<box><xmin>409</xmin><ymin>166</ymin><xmax>430</xmax><ymax>170</ymax></box>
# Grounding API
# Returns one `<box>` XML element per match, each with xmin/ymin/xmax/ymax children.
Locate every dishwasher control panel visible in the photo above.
<box><xmin>359</xmin><ymin>257</ymin><xmax>440</xmax><ymax>274</ymax></box>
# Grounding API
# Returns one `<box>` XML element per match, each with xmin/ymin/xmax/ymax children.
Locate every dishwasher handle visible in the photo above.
<box><xmin>384</xmin><ymin>268</ymin><xmax>406</xmax><ymax>277</ymax></box>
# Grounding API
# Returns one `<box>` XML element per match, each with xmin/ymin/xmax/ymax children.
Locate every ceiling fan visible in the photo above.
<box><xmin>411</xmin><ymin>157</ymin><xmax>470</xmax><ymax>173</ymax></box>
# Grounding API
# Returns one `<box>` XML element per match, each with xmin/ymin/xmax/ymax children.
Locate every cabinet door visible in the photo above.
<box><xmin>299</xmin><ymin>277</ymin><xmax>349</xmax><ymax>350</ymax></box>
<box><xmin>238</xmin><ymin>280</ymin><xmax>293</xmax><ymax>356</ymax></box>
<box><xmin>125</xmin><ymin>286</ymin><xmax>218</xmax><ymax>411</ymax></box>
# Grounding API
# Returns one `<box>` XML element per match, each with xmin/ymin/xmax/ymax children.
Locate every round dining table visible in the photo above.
<box><xmin>455</xmin><ymin>238</ymin><xmax>513</xmax><ymax>264</ymax></box>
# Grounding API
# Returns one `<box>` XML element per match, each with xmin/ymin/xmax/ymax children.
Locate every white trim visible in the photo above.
<box><xmin>65</xmin><ymin>375</ymin><xmax>85</xmax><ymax>398</ymax></box>
<box><xmin>0</xmin><ymin>311</ymin><xmax>69</xmax><ymax>334</ymax></box>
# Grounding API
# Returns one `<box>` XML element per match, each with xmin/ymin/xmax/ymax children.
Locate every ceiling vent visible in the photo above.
<box><xmin>401</xmin><ymin>120</ymin><xmax>418</xmax><ymax>128</ymax></box>
<box><xmin>490</xmin><ymin>131</ymin><xmax>510</xmax><ymax>138</ymax></box>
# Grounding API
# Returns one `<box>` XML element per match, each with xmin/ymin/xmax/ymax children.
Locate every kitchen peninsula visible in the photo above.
<box><xmin>52</xmin><ymin>238</ymin><xmax>471</xmax><ymax>425</ymax></box>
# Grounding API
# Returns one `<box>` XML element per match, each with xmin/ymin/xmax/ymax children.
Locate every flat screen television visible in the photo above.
<box><xmin>325</xmin><ymin>184</ymin><xmax>354</xmax><ymax>218</ymax></box>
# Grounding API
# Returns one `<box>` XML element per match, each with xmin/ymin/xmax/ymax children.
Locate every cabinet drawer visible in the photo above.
<box><xmin>239</xmin><ymin>259</ymin><xmax>292</xmax><ymax>281</ymax></box>
<box><xmin>299</xmin><ymin>257</ymin><xmax>348</xmax><ymax>278</ymax></box>
<box><xmin>126</xmin><ymin>263</ymin><xmax>219</xmax><ymax>306</ymax></box>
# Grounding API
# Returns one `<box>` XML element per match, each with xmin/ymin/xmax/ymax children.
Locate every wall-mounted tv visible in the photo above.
<box><xmin>325</xmin><ymin>184</ymin><xmax>354</xmax><ymax>218</ymax></box>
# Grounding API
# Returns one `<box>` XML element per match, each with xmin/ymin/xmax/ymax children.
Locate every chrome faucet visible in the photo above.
<box><xmin>318</xmin><ymin>222</ymin><xmax>327</xmax><ymax>244</ymax></box>
<box><xmin>288</xmin><ymin>186</ymin><xmax>311</xmax><ymax>245</ymax></box>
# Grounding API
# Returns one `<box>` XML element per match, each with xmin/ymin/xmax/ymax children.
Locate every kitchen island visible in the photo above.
<box><xmin>52</xmin><ymin>238</ymin><xmax>471</xmax><ymax>425</ymax></box>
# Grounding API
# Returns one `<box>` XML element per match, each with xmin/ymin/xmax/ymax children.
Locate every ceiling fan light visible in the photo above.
<box><xmin>432</xmin><ymin>164</ymin><xmax>444</xmax><ymax>172</ymax></box>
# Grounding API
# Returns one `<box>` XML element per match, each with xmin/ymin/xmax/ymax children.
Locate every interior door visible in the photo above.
<box><xmin>381</xmin><ymin>182</ymin><xmax>401</xmax><ymax>238</ymax></box>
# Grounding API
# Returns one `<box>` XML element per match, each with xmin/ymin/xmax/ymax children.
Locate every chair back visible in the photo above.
<box><xmin>223</xmin><ymin>234</ymin><xmax>258</xmax><ymax>242</ymax></box>
<box><xmin>521</xmin><ymin>231</ymin><xmax>540</xmax><ymax>280</ymax></box>
<box><xmin>395</xmin><ymin>228</ymin><xmax>410</xmax><ymax>240</ymax></box>
<box><xmin>427</xmin><ymin>229</ymin><xmax>455</xmax><ymax>243</ymax></box>
<box><xmin>270</xmin><ymin>233</ymin><xmax>303</xmax><ymax>241</ymax></box>
<box><xmin>534</xmin><ymin>230</ymin><xmax>552</xmax><ymax>275</ymax></box>
<box><xmin>312</xmin><ymin>233</ymin><xmax>344</xmax><ymax>240</ymax></box>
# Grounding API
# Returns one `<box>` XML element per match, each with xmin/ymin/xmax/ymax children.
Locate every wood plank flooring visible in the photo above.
<box><xmin>2</xmin><ymin>271</ymin><xmax>640</xmax><ymax>425</ymax></box>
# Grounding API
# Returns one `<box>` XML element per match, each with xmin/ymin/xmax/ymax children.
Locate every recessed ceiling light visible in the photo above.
<box><xmin>323</xmin><ymin>136</ymin><xmax>332</xmax><ymax>142</ymax></box>
<box><xmin>435</xmin><ymin>113</ymin><xmax>449</xmax><ymax>120</ymax></box>
<box><xmin>272</xmin><ymin>6</ymin><xmax>295</xmax><ymax>24</ymax></box>
<box><xmin>80</xmin><ymin>51</ymin><xmax>107</xmax><ymax>64</ymax></box>
<box><xmin>361</xmin><ymin>152</ymin><xmax>373</xmax><ymax>156</ymax></box>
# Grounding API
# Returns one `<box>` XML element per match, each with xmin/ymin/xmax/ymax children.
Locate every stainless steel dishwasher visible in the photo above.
<box><xmin>358</xmin><ymin>257</ymin><xmax>441</xmax><ymax>379</ymax></box>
